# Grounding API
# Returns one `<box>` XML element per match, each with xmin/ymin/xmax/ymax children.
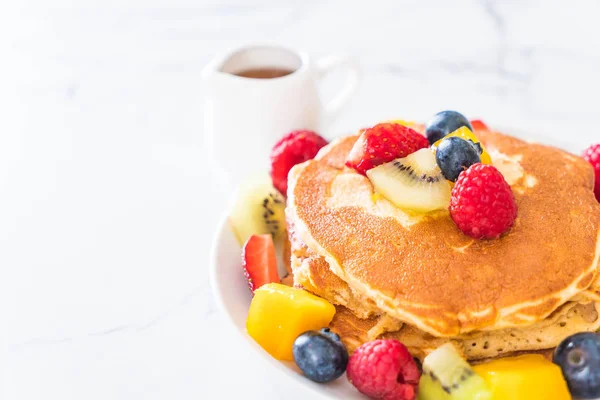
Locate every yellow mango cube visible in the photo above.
<box><xmin>433</xmin><ymin>126</ymin><xmax>493</xmax><ymax>165</ymax></box>
<box><xmin>473</xmin><ymin>354</ymin><xmax>571</xmax><ymax>400</ymax></box>
<box><xmin>388</xmin><ymin>119</ymin><xmax>416</xmax><ymax>125</ymax></box>
<box><xmin>246</xmin><ymin>283</ymin><xmax>336</xmax><ymax>361</ymax></box>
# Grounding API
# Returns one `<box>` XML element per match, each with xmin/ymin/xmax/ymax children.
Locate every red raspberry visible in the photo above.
<box><xmin>450</xmin><ymin>163</ymin><xmax>518</xmax><ymax>239</ymax></box>
<box><xmin>582</xmin><ymin>144</ymin><xmax>600</xmax><ymax>202</ymax></box>
<box><xmin>470</xmin><ymin>119</ymin><xmax>489</xmax><ymax>131</ymax></box>
<box><xmin>345</xmin><ymin>123</ymin><xmax>428</xmax><ymax>175</ymax></box>
<box><xmin>347</xmin><ymin>340</ymin><xmax>420</xmax><ymax>400</ymax></box>
<box><xmin>269</xmin><ymin>130</ymin><xmax>328</xmax><ymax>195</ymax></box>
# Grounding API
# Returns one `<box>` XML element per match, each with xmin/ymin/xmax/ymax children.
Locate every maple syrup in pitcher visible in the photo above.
<box><xmin>202</xmin><ymin>45</ymin><xmax>359</xmax><ymax>187</ymax></box>
<box><xmin>234</xmin><ymin>67</ymin><xmax>294</xmax><ymax>79</ymax></box>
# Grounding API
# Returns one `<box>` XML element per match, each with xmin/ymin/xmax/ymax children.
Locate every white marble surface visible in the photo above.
<box><xmin>2</xmin><ymin>0</ymin><xmax>600</xmax><ymax>399</ymax></box>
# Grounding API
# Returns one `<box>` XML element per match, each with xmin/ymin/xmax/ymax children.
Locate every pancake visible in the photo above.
<box><xmin>329</xmin><ymin>303</ymin><xmax>600</xmax><ymax>362</ymax></box>
<box><xmin>285</xmin><ymin>234</ymin><xmax>600</xmax><ymax>360</ymax></box>
<box><xmin>286</xmin><ymin>127</ymin><xmax>600</xmax><ymax>340</ymax></box>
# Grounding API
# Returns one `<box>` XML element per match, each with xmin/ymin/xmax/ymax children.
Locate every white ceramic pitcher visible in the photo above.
<box><xmin>202</xmin><ymin>45</ymin><xmax>360</xmax><ymax>190</ymax></box>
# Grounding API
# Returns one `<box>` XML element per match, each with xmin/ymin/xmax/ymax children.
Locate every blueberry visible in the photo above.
<box><xmin>293</xmin><ymin>328</ymin><xmax>348</xmax><ymax>383</ymax></box>
<box><xmin>435</xmin><ymin>136</ymin><xmax>481</xmax><ymax>182</ymax></box>
<box><xmin>553</xmin><ymin>332</ymin><xmax>600</xmax><ymax>399</ymax></box>
<box><xmin>425</xmin><ymin>110</ymin><xmax>473</xmax><ymax>145</ymax></box>
<box><xmin>318</xmin><ymin>327</ymin><xmax>342</xmax><ymax>342</ymax></box>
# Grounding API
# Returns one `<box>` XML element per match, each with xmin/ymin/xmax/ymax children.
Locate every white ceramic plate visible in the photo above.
<box><xmin>209</xmin><ymin>129</ymin><xmax>586</xmax><ymax>399</ymax></box>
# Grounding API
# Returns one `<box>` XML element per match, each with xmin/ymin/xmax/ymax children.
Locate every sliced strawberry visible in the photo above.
<box><xmin>242</xmin><ymin>234</ymin><xmax>279</xmax><ymax>293</ymax></box>
<box><xmin>345</xmin><ymin>123</ymin><xmax>428</xmax><ymax>175</ymax></box>
<box><xmin>470</xmin><ymin>119</ymin><xmax>490</xmax><ymax>131</ymax></box>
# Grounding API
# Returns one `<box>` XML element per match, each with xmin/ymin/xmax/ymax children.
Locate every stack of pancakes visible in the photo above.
<box><xmin>285</xmin><ymin>126</ymin><xmax>600</xmax><ymax>361</ymax></box>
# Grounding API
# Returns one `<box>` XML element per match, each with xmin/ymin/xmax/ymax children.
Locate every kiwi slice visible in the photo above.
<box><xmin>366</xmin><ymin>148</ymin><xmax>452</xmax><ymax>213</ymax></box>
<box><xmin>229</xmin><ymin>176</ymin><xmax>286</xmax><ymax>246</ymax></box>
<box><xmin>418</xmin><ymin>343</ymin><xmax>492</xmax><ymax>400</ymax></box>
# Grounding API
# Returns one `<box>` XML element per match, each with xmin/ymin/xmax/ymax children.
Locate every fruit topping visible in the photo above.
<box><xmin>450</xmin><ymin>164</ymin><xmax>517</xmax><ymax>239</ymax></box>
<box><xmin>246</xmin><ymin>283</ymin><xmax>336</xmax><ymax>361</ymax></box>
<box><xmin>473</xmin><ymin>354</ymin><xmax>571</xmax><ymax>400</ymax></box>
<box><xmin>435</xmin><ymin>137</ymin><xmax>482</xmax><ymax>182</ymax></box>
<box><xmin>553</xmin><ymin>332</ymin><xmax>600</xmax><ymax>399</ymax></box>
<box><xmin>347</xmin><ymin>339</ymin><xmax>420</xmax><ymax>400</ymax></box>
<box><xmin>418</xmin><ymin>343</ymin><xmax>492</xmax><ymax>400</ymax></box>
<box><xmin>582</xmin><ymin>144</ymin><xmax>600</xmax><ymax>202</ymax></box>
<box><xmin>346</xmin><ymin>123</ymin><xmax>429</xmax><ymax>175</ymax></box>
<box><xmin>433</xmin><ymin>126</ymin><xmax>492</xmax><ymax>165</ymax></box>
<box><xmin>270</xmin><ymin>130</ymin><xmax>328</xmax><ymax>195</ymax></box>
<box><xmin>387</xmin><ymin>119</ymin><xmax>420</xmax><ymax>130</ymax></box>
<box><xmin>470</xmin><ymin>119</ymin><xmax>489</xmax><ymax>131</ymax></box>
<box><xmin>229</xmin><ymin>176</ymin><xmax>286</xmax><ymax>245</ymax></box>
<box><xmin>293</xmin><ymin>328</ymin><xmax>349</xmax><ymax>383</ymax></box>
<box><xmin>425</xmin><ymin>110</ymin><xmax>473</xmax><ymax>145</ymax></box>
<box><xmin>242</xmin><ymin>234</ymin><xmax>279</xmax><ymax>293</ymax></box>
<box><xmin>366</xmin><ymin>148</ymin><xmax>452</xmax><ymax>213</ymax></box>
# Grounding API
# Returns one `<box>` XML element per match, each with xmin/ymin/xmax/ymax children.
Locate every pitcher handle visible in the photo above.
<box><xmin>316</xmin><ymin>54</ymin><xmax>361</xmax><ymax>128</ymax></box>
